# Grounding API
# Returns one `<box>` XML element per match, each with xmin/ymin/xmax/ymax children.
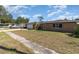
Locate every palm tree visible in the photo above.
<box><xmin>35</xmin><ymin>16</ymin><xmax>44</xmax><ymax>30</ymax></box>
<box><xmin>38</xmin><ymin>16</ymin><xmax>44</xmax><ymax>23</ymax></box>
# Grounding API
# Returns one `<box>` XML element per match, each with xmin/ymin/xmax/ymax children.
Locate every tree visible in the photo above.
<box><xmin>11</xmin><ymin>19</ymin><xmax>16</xmax><ymax>24</ymax></box>
<box><xmin>38</xmin><ymin>16</ymin><xmax>44</xmax><ymax>23</ymax></box>
<box><xmin>64</xmin><ymin>18</ymin><xmax>68</xmax><ymax>20</ymax></box>
<box><xmin>34</xmin><ymin>16</ymin><xmax>44</xmax><ymax>30</ymax></box>
<box><xmin>0</xmin><ymin>5</ymin><xmax>13</xmax><ymax>23</ymax></box>
<box><xmin>16</xmin><ymin>16</ymin><xmax>29</xmax><ymax>24</ymax></box>
<box><xmin>0</xmin><ymin>14</ymin><xmax>13</xmax><ymax>23</ymax></box>
<box><xmin>0</xmin><ymin>5</ymin><xmax>7</xmax><ymax>16</ymax></box>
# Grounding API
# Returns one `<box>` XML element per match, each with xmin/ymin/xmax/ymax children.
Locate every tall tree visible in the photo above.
<box><xmin>38</xmin><ymin>16</ymin><xmax>44</xmax><ymax>23</ymax></box>
<box><xmin>34</xmin><ymin>16</ymin><xmax>44</xmax><ymax>30</ymax></box>
<box><xmin>0</xmin><ymin>5</ymin><xmax>7</xmax><ymax>16</ymax></box>
<box><xmin>16</xmin><ymin>16</ymin><xmax>29</xmax><ymax>24</ymax></box>
<box><xmin>0</xmin><ymin>5</ymin><xmax>13</xmax><ymax>23</ymax></box>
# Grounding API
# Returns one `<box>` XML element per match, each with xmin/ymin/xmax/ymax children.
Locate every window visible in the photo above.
<box><xmin>53</xmin><ymin>24</ymin><xmax>55</xmax><ymax>27</ymax></box>
<box><xmin>59</xmin><ymin>24</ymin><xmax>62</xmax><ymax>28</ymax></box>
<box><xmin>53</xmin><ymin>23</ymin><xmax>62</xmax><ymax>28</ymax></box>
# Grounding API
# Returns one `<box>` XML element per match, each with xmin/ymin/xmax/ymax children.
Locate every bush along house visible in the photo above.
<box><xmin>39</xmin><ymin>20</ymin><xmax>79</xmax><ymax>32</ymax></box>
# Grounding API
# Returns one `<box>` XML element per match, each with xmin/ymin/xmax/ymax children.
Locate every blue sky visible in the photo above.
<box><xmin>3</xmin><ymin>5</ymin><xmax>79</xmax><ymax>22</ymax></box>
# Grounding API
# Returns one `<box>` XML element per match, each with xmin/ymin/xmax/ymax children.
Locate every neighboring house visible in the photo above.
<box><xmin>39</xmin><ymin>20</ymin><xmax>79</xmax><ymax>32</ymax></box>
<box><xmin>26</xmin><ymin>22</ymin><xmax>41</xmax><ymax>29</ymax></box>
<box><xmin>10</xmin><ymin>24</ymin><xmax>26</xmax><ymax>28</ymax></box>
<box><xmin>27</xmin><ymin>23</ymin><xmax>34</xmax><ymax>29</ymax></box>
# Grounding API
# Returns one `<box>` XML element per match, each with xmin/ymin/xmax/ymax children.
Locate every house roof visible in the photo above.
<box><xmin>27</xmin><ymin>20</ymin><xmax>79</xmax><ymax>24</ymax></box>
<box><xmin>42</xmin><ymin>20</ymin><xmax>79</xmax><ymax>24</ymax></box>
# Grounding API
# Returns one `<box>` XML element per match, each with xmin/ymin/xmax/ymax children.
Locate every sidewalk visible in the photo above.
<box><xmin>0</xmin><ymin>29</ymin><xmax>26</xmax><ymax>32</ymax></box>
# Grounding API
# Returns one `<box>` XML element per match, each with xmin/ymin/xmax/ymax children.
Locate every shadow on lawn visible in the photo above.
<box><xmin>66</xmin><ymin>33</ymin><xmax>79</xmax><ymax>38</ymax></box>
<box><xmin>0</xmin><ymin>45</ymin><xmax>27</xmax><ymax>54</ymax></box>
<box><xmin>37</xmin><ymin>30</ymin><xmax>79</xmax><ymax>38</ymax></box>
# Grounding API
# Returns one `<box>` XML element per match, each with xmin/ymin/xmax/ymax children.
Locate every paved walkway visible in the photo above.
<box><xmin>5</xmin><ymin>31</ymin><xmax>58</xmax><ymax>54</ymax></box>
<box><xmin>0</xmin><ymin>28</ymin><xmax>26</xmax><ymax>32</ymax></box>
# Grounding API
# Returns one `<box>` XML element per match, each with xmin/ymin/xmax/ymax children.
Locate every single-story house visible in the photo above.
<box><xmin>39</xmin><ymin>20</ymin><xmax>79</xmax><ymax>32</ymax></box>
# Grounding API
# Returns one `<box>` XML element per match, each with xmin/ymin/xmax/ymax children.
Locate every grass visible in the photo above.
<box><xmin>12</xmin><ymin>30</ymin><xmax>79</xmax><ymax>54</ymax></box>
<box><xmin>0</xmin><ymin>32</ymin><xmax>33</xmax><ymax>54</ymax></box>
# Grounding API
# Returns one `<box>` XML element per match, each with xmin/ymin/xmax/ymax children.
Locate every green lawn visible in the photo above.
<box><xmin>0</xmin><ymin>32</ymin><xmax>33</xmax><ymax>54</ymax></box>
<box><xmin>13</xmin><ymin>30</ymin><xmax>79</xmax><ymax>54</ymax></box>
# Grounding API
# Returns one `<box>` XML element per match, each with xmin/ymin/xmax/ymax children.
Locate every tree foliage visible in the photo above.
<box><xmin>38</xmin><ymin>16</ymin><xmax>44</xmax><ymax>22</ymax></box>
<box><xmin>0</xmin><ymin>6</ymin><xmax>7</xmax><ymax>16</ymax></box>
<box><xmin>0</xmin><ymin>5</ymin><xmax>29</xmax><ymax>24</ymax></box>
<box><xmin>15</xmin><ymin>16</ymin><xmax>29</xmax><ymax>24</ymax></box>
<box><xmin>0</xmin><ymin>5</ymin><xmax>13</xmax><ymax>23</ymax></box>
<box><xmin>73</xmin><ymin>26</ymin><xmax>79</xmax><ymax>38</ymax></box>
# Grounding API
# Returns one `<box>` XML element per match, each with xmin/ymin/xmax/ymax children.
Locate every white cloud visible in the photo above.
<box><xmin>55</xmin><ymin>11</ymin><xmax>71</xmax><ymax>20</ymax></box>
<box><xmin>56</xmin><ymin>11</ymin><xmax>79</xmax><ymax>20</ymax></box>
<box><xmin>4</xmin><ymin>5</ymin><xmax>37</xmax><ymax>14</ymax></box>
<box><xmin>47</xmin><ymin>9</ymin><xmax>51</xmax><ymax>13</ymax></box>
<box><xmin>57</xmin><ymin>15</ymin><xmax>67</xmax><ymax>20</ymax></box>
<box><xmin>64</xmin><ymin>12</ymin><xmax>70</xmax><ymax>16</ymax></box>
<box><xmin>48</xmin><ymin>5</ymin><xmax>68</xmax><ymax>16</ymax></box>
<box><xmin>30</xmin><ymin>5</ymin><xmax>37</xmax><ymax>7</ymax></box>
<box><xmin>32</xmin><ymin>14</ymin><xmax>42</xmax><ymax>18</ymax></box>
<box><xmin>47</xmin><ymin>5</ymin><xmax>67</xmax><ymax>12</ymax></box>
<box><xmin>48</xmin><ymin>10</ymin><xmax>62</xmax><ymax>17</ymax></box>
<box><xmin>29</xmin><ymin>14</ymin><xmax>43</xmax><ymax>22</ymax></box>
<box><xmin>50</xmin><ymin>11</ymin><xmax>74</xmax><ymax>20</ymax></box>
<box><xmin>4</xmin><ymin>5</ymin><xmax>29</xmax><ymax>13</ymax></box>
<box><xmin>73</xmin><ymin>15</ymin><xmax>79</xmax><ymax>19</ymax></box>
<box><xmin>19</xmin><ymin>14</ymin><xmax>30</xmax><ymax>18</ymax></box>
<box><xmin>53</xmin><ymin>5</ymin><xmax>67</xmax><ymax>10</ymax></box>
<box><xmin>47</xmin><ymin>5</ymin><xmax>53</xmax><ymax>13</ymax></box>
<box><xmin>47</xmin><ymin>5</ymin><xmax>67</xmax><ymax>17</ymax></box>
<box><xmin>3</xmin><ymin>5</ymin><xmax>31</xmax><ymax>19</ymax></box>
<box><xmin>48</xmin><ymin>5</ymin><xmax>53</xmax><ymax>8</ymax></box>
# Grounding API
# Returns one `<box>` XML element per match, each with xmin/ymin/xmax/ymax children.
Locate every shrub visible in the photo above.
<box><xmin>73</xmin><ymin>26</ymin><xmax>79</xmax><ymax>38</ymax></box>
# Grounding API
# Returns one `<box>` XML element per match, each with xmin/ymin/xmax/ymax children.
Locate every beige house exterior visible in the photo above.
<box><xmin>40</xmin><ymin>20</ymin><xmax>79</xmax><ymax>32</ymax></box>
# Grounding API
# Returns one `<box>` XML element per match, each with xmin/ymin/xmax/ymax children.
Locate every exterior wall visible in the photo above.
<box><xmin>27</xmin><ymin>23</ymin><xmax>33</xmax><ymax>29</ymax></box>
<box><xmin>61</xmin><ymin>23</ymin><xmax>76</xmax><ymax>32</ymax></box>
<box><xmin>40</xmin><ymin>22</ymin><xmax>77</xmax><ymax>32</ymax></box>
<box><xmin>40</xmin><ymin>23</ymin><xmax>53</xmax><ymax>31</ymax></box>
